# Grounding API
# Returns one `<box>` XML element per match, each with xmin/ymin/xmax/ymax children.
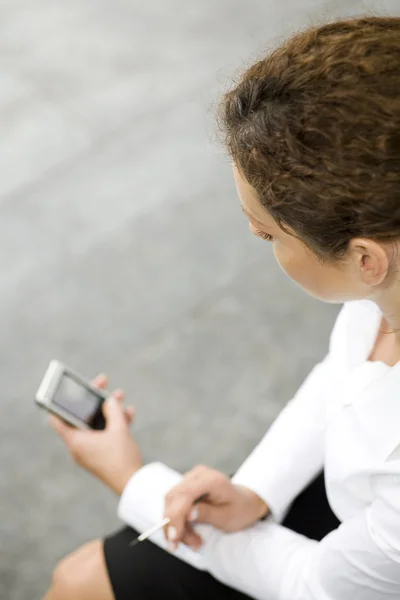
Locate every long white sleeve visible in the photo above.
<box><xmin>230</xmin><ymin>305</ymin><xmax>348</xmax><ymax>520</ymax></box>
<box><xmin>118</xmin><ymin>462</ymin><xmax>400</xmax><ymax>600</ymax></box>
<box><xmin>200</xmin><ymin>468</ymin><xmax>400</xmax><ymax>600</ymax></box>
<box><xmin>231</xmin><ymin>355</ymin><xmax>334</xmax><ymax>520</ymax></box>
<box><xmin>115</xmin><ymin>301</ymin><xmax>400</xmax><ymax>598</ymax></box>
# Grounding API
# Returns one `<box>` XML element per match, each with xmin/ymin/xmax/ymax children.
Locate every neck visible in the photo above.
<box><xmin>375</xmin><ymin>286</ymin><xmax>400</xmax><ymax>333</ymax></box>
<box><xmin>367</xmin><ymin>292</ymin><xmax>400</xmax><ymax>366</ymax></box>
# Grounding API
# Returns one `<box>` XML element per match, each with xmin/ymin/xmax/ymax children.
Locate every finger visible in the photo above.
<box><xmin>164</xmin><ymin>469</ymin><xmax>221</xmax><ymax>544</ymax></box>
<box><xmin>188</xmin><ymin>501</ymin><xmax>215</xmax><ymax>525</ymax></box>
<box><xmin>112</xmin><ymin>388</ymin><xmax>125</xmax><ymax>402</ymax></box>
<box><xmin>187</xmin><ymin>501</ymin><xmax>228</xmax><ymax>528</ymax></box>
<box><xmin>165</xmin><ymin>494</ymin><xmax>198</xmax><ymax>547</ymax></box>
<box><xmin>92</xmin><ymin>374</ymin><xmax>108</xmax><ymax>389</ymax></box>
<box><xmin>167</xmin><ymin>502</ymin><xmax>211</xmax><ymax>549</ymax></box>
<box><xmin>102</xmin><ymin>395</ymin><xmax>127</xmax><ymax>430</ymax></box>
<box><xmin>124</xmin><ymin>405</ymin><xmax>136</xmax><ymax>424</ymax></box>
<box><xmin>164</xmin><ymin>498</ymin><xmax>188</xmax><ymax>547</ymax></box>
<box><xmin>181</xmin><ymin>525</ymin><xmax>203</xmax><ymax>551</ymax></box>
<box><xmin>49</xmin><ymin>415</ymin><xmax>76</xmax><ymax>445</ymax></box>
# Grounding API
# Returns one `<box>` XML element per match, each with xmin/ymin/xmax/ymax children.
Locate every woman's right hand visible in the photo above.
<box><xmin>164</xmin><ymin>465</ymin><xmax>269</xmax><ymax>551</ymax></box>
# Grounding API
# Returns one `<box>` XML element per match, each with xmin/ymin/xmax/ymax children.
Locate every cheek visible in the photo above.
<box><xmin>273</xmin><ymin>243</ymin><xmax>326</xmax><ymax>294</ymax></box>
<box><xmin>273</xmin><ymin>243</ymin><xmax>352</xmax><ymax>302</ymax></box>
<box><xmin>272</xmin><ymin>242</ymin><xmax>300</xmax><ymax>280</ymax></box>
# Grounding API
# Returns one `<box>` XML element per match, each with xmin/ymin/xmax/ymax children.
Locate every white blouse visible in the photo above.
<box><xmin>118</xmin><ymin>300</ymin><xmax>400</xmax><ymax>599</ymax></box>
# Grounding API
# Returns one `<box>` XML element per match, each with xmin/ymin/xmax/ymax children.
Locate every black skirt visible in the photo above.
<box><xmin>103</xmin><ymin>472</ymin><xmax>340</xmax><ymax>600</ymax></box>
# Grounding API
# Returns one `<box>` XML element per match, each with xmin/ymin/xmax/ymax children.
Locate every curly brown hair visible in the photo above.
<box><xmin>219</xmin><ymin>16</ymin><xmax>400</xmax><ymax>261</ymax></box>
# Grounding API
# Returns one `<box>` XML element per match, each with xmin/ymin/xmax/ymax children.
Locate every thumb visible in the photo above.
<box><xmin>103</xmin><ymin>395</ymin><xmax>127</xmax><ymax>430</ymax></box>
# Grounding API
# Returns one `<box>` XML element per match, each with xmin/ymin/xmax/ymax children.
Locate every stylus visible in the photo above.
<box><xmin>129</xmin><ymin>493</ymin><xmax>208</xmax><ymax>548</ymax></box>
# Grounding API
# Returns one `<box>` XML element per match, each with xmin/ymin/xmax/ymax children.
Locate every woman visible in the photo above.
<box><xmin>44</xmin><ymin>16</ymin><xmax>400</xmax><ymax>600</ymax></box>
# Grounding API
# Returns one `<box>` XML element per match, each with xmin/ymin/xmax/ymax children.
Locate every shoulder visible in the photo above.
<box><xmin>329</xmin><ymin>300</ymin><xmax>381</xmax><ymax>368</ymax></box>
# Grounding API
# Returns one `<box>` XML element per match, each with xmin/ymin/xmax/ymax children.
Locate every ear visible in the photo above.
<box><xmin>349</xmin><ymin>238</ymin><xmax>390</xmax><ymax>287</ymax></box>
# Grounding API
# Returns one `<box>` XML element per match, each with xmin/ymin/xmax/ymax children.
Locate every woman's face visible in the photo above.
<box><xmin>233</xmin><ymin>165</ymin><xmax>370</xmax><ymax>303</ymax></box>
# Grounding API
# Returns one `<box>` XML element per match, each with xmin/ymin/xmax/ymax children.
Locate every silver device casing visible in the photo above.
<box><xmin>35</xmin><ymin>360</ymin><xmax>108</xmax><ymax>429</ymax></box>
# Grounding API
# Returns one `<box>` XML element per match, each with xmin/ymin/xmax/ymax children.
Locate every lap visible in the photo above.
<box><xmin>103</xmin><ymin>472</ymin><xmax>339</xmax><ymax>600</ymax></box>
<box><xmin>104</xmin><ymin>526</ymin><xmax>251</xmax><ymax>600</ymax></box>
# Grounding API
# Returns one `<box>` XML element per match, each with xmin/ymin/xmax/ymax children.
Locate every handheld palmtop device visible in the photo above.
<box><xmin>36</xmin><ymin>360</ymin><xmax>107</xmax><ymax>430</ymax></box>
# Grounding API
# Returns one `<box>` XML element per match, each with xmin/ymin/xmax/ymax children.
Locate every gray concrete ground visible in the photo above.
<box><xmin>0</xmin><ymin>0</ymin><xmax>398</xmax><ymax>598</ymax></box>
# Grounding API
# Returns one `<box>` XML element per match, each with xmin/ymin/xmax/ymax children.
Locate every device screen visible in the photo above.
<box><xmin>53</xmin><ymin>373</ymin><xmax>106</xmax><ymax>430</ymax></box>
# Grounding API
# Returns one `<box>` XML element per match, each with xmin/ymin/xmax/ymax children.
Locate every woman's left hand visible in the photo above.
<box><xmin>50</xmin><ymin>374</ymin><xmax>143</xmax><ymax>496</ymax></box>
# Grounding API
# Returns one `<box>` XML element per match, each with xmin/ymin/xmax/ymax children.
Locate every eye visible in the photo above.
<box><xmin>256</xmin><ymin>229</ymin><xmax>274</xmax><ymax>242</ymax></box>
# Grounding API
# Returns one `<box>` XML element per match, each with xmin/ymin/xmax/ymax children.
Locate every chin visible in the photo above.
<box><xmin>305</xmin><ymin>287</ymin><xmax>360</xmax><ymax>304</ymax></box>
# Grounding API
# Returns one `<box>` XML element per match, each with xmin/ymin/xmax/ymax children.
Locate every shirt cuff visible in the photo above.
<box><xmin>117</xmin><ymin>462</ymin><xmax>208</xmax><ymax>570</ymax></box>
<box><xmin>118</xmin><ymin>462</ymin><xmax>182</xmax><ymax>529</ymax></box>
<box><xmin>231</xmin><ymin>472</ymin><xmax>291</xmax><ymax>523</ymax></box>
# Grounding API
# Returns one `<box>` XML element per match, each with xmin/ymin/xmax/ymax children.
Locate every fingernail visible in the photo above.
<box><xmin>107</xmin><ymin>396</ymin><xmax>116</xmax><ymax>406</ymax></box>
<box><xmin>189</xmin><ymin>507</ymin><xmax>199</xmax><ymax>522</ymax></box>
<box><xmin>168</xmin><ymin>526</ymin><xmax>177</xmax><ymax>542</ymax></box>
